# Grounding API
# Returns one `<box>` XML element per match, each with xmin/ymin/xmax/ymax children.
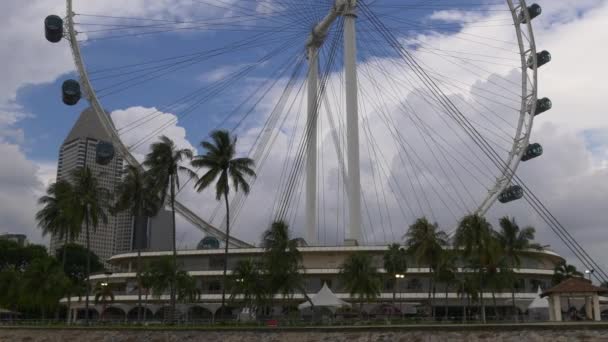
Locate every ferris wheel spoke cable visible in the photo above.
<box><xmin>362</xmin><ymin>3</ymin><xmax>608</xmax><ymax>281</ymax></box>
<box><xmin>125</xmin><ymin>48</ymin><xmax>300</xmax><ymax>153</ymax></box>
<box><xmin>218</xmin><ymin>52</ymin><xmax>309</xmax><ymax>230</ymax></box>
<box><xmin>175</xmin><ymin>48</ymin><xmax>307</xmax><ymax>204</ymax></box>
<box><xmin>229</xmin><ymin>57</ymin><xmax>309</xmax><ymax>231</ymax></box>
<box><xmin>95</xmin><ymin>31</ymin><xmax>304</xmax><ymax>98</ymax></box>
<box><xmin>356</xmin><ymin>29</ymin><xmax>503</xmax><ymax>182</ymax></box>
<box><xmin>91</xmin><ymin>34</ymin><xmax>299</xmax><ymax>84</ymax></box>
<box><xmin>112</xmin><ymin>32</ymin><xmax>304</xmax><ymax>134</ymax></box>
<box><xmin>358</xmin><ymin>43</ymin><xmax>497</xmax><ymax>188</ymax></box>
<box><xmin>127</xmin><ymin>40</ymin><xmax>303</xmax><ymax>152</ymax></box>
<box><xmin>357</xmin><ymin>35</ymin><xmax>485</xmax><ymax>209</ymax></box>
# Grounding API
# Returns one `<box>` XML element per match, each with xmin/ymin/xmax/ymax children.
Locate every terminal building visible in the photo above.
<box><xmin>68</xmin><ymin>244</ymin><xmax>565</xmax><ymax>321</ymax></box>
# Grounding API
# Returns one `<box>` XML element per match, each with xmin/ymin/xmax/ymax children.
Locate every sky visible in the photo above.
<box><xmin>1</xmin><ymin>0</ymin><xmax>607</xmax><ymax>275</ymax></box>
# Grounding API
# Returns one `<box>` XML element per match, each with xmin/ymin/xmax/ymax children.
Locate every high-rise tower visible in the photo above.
<box><xmin>50</xmin><ymin>108</ymin><xmax>132</xmax><ymax>265</ymax></box>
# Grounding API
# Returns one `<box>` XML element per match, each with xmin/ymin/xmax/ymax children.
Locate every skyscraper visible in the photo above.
<box><xmin>50</xmin><ymin>108</ymin><xmax>132</xmax><ymax>265</ymax></box>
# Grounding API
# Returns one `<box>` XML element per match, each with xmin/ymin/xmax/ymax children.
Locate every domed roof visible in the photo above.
<box><xmin>197</xmin><ymin>236</ymin><xmax>220</xmax><ymax>250</ymax></box>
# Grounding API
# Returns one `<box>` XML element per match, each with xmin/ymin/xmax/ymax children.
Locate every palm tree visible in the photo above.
<box><xmin>36</xmin><ymin>180</ymin><xmax>79</xmax><ymax>267</ymax></box>
<box><xmin>339</xmin><ymin>252</ymin><xmax>381</xmax><ymax>317</ymax></box>
<box><xmin>140</xmin><ymin>266</ymin><xmax>155</xmax><ymax>321</ymax></box>
<box><xmin>113</xmin><ymin>165</ymin><xmax>160</xmax><ymax>322</ymax></box>
<box><xmin>148</xmin><ymin>256</ymin><xmax>177</xmax><ymax>322</ymax></box>
<box><xmin>230</xmin><ymin>259</ymin><xmax>267</xmax><ymax>312</ymax></box>
<box><xmin>144</xmin><ymin>135</ymin><xmax>193</xmax><ymax>318</ymax></box>
<box><xmin>94</xmin><ymin>282</ymin><xmax>115</xmax><ymax>321</ymax></box>
<box><xmin>456</xmin><ymin>275</ymin><xmax>478</xmax><ymax>323</ymax></box>
<box><xmin>188</xmin><ymin>130</ymin><xmax>255</xmax><ymax>310</ymax></box>
<box><xmin>383</xmin><ymin>243</ymin><xmax>408</xmax><ymax>313</ymax></box>
<box><xmin>21</xmin><ymin>257</ymin><xmax>70</xmax><ymax>319</ymax></box>
<box><xmin>454</xmin><ymin>214</ymin><xmax>494</xmax><ymax>323</ymax></box>
<box><xmin>70</xmin><ymin>167</ymin><xmax>110</xmax><ymax>324</ymax></box>
<box><xmin>436</xmin><ymin>250</ymin><xmax>456</xmax><ymax>321</ymax></box>
<box><xmin>403</xmin><ymin>217</ymin><xmax>448</xmax><ymax>319</ymax></box>
<box><xmin>552</xmin><ymin>260</ymin><xmax>583</xmax><ymax>285</ymax></box>
<box><xmin>261</xmin><ymin>221</ymin><xmax>310</xmax><ymax>314</ymax></box>
<box><xmin>495</xmin><ymin>216</ymin><xmax>542</xmax><ymax>320</ymax></box>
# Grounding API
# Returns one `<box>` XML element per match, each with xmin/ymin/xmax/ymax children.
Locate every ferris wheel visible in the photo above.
<box><xmin>44</xmin><ymin>0</ymin><xmax>552</xmax><ymax>247</ymax></box>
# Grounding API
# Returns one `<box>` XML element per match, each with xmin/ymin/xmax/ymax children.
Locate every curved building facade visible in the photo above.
<box><xmin>65</xmin><ymin>246</ymin><xmax>565</xmax><ymax>321</ymax></box>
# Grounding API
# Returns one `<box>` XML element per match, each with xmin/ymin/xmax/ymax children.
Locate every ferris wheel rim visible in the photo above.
<box><xmin>475</xmin><ymin>0</ymin><xmax>539</xmax><ymax>216</ymax></box>
<box><xmin>64</xmin><ymin>0</ymin><xmax>540</xmax><ymax>243</ymax></box>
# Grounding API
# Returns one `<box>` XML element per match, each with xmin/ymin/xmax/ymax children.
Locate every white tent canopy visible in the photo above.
<box><xmin>298</xmin><ymin>283</ymin><xmax>351</xmax><ymax>310</ymax></box>
<box><xmin>528</xmin><ymin>286</ymin><xmax>549</xmax><ymax>309</ymax></box>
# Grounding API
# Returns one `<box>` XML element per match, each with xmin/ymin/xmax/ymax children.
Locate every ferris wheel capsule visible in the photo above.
<box><xmin>45</xmin><ymin>15</ymin><xmax>64</xmax><ymax>43</ymax></box>
<box><xmin>62</xmin><ymin>79</ymin><xmax>81</xmax><ymax>105</ymax></box>
<box><xmin>534</xmin><ymin>97</ymin><xmax>552</xmax><ymax>115</ymax></box>
<box><xmin>521</xmin><ymin>143</ymin><xmax>543</xmax><ymax>162</ymax></box>
<box><xmin>498</xmin><ymin>185</ymin><xmax>524</xmax><ymax>203</ymax></box>
<box><xmin>527</xmin><ymin>51</ymin><xmax>551</xmax><ymax>69</ymax></box>
<box><xmin>519</xmin><ymin>4</ymin><xmax>542</xmax><ymax>24</ymax></box>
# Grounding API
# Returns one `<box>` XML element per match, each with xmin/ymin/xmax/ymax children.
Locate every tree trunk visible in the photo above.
<box><xmin>137</xmin><ymin>246</ymin><xmax>142</xmax><ymax>323</ymax></box>
<box><xmin>432</xmin><ymin>279</ymin><xmax>437</xmax><ymax>320</ymax></box>
<box><xmin>62</xmin><ymin>236</ymin><xmax>68</xmax><ymax>268</ymax></box>
<box><xmin>136</xmin><ymin>209</ymin><xmax>144</xmax><ymax>323</ymax></box>
<box><xmin>511</xmin><ymin>285</ymin><xmax>517</xmax><ymax>322</ymax></box>
<box><xmin>392</xmin><ymin>278</ymin><xmax>396</xmax><ymax>319</ymax></box>
<box><xmin>170</xmin><ymin>177</ymin><xmax>177</xmax><ymax>323</ymax></box>
<box><xmin>85</xmin><ymin>211</ymin><xmax>91</xmax><ymax>325</ymax></box>
<box><xmin>492</xmin><ymin>291</ymin><xmax>498</xmax><ymax>321</ymax></box>
<box><xmin>427</xmin><ymin>275</ymin><xmax>433</xmax><ymax>319</ymax></box>
<box><xmin>479</xmin><ymin>271</ymin><xmax>486</xmax><ymax>324</ymax></box>
<box><xmin>143</xmin><ymin>292</ymin><xmax>149</xmax><ymax>321</ymax></box>
<box><xmin>444</xmin><ymin>285</ymin><xmax>449</xmax><ymax>321</ymax></box>
<box><xmin>220</xmin><ymin>189</ymin><xmax>231</xmax><ymax>312</ymax></box>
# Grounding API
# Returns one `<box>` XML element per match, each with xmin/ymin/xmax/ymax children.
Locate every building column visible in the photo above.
<box><xmin>548</xmin><ymin>296</ymin><xmax>555</xmax><ymax>321</ymax></box>
<box><xmin>593</xmin><ymin>293</ymin><xmax>601</xmax><ymax>321</ymax></box>
<box><xmin>585</xmin><ymin>296</ymin><xmax>593</xmax><ymax>320</ymax></box>
<box><xmin>553</xmin><ymin>295</ymin><xmax>562</xmax><ymax>321</ymax></box>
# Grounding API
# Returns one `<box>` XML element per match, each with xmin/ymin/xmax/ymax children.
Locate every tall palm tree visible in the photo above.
<box><xmin>454</xmin><ymin>214</ymin><xmax>493</xmax><ymax>323</ymax></box>
<box><xmin>230</xmin><ymin>259</ymin><xmax>267</xmax><ymax>312</ymax></box>
<box><xmin>113</xmin><ymin>165</ymin><xmax>160</xmax><ymax>322</ymax></box>
<box><xmin>383</xmin><ymin>243</ymin><xmax>408</xmax><ymax>310</ymax></box>
<box><xmin>148</xmin><ymin>256</ymin><xmax>177</xmax><ymax>322</ymax></box>
<box><xmin>36</xmin><ymin>180</ymin><xmax>79</xmax><ymax>267</ymax></box>
<box><xmin>70</xmin><ymin>167</ymin><xmax>110</xmax><ymax>324</ymax></box>
<box><xmin>403</xmin><ymin>217</ymin><xmax>448</xmax><ymax>319</ymax></box>
<box><xmin>436</xmin><ymin>250</ymin><xmax>456</xmax><ymax>321</ymax></box>
<box><xmin>495</xmin><ymin>216</ymin><xmax>541</xmax><ymax>319</ymax></box>
<box><xmin>552</xmin><ymin>260</ymin><xmax>583</xmax><ymax>285</ymax></box>
<box><xmin>94</xmin><ymin>282</ymin><xmax>115</xmax><ymax>321</ymax></box>
<box><xmin>188</xmin><ymin>130</ymin><xmax>255</xmax><ymax>310</ymax></box>
<box><xmin>144</xmin><ymin>135</ymin><xmax>193</xmax><ymax>318</ymax></box>
<box><xmin>456</xmin><ymin>275</ymin><xmax>478</xmax><ymax>323</ymax></box>
<box><xmin>261</xmin><ymin>221</ymin><xmax>310</xmax><ymax>314</ymax></box>
<box><xmin>21</xmin><ymin>257</ymin><xmax>70</xmax><ymax>319</ymax></box>
<box><xmin>140</xmin><ymin>266</ymin><xmax>155</xmax><ymax>321</ymax></box>
<box><xmin>339</xmin><ymin>252</ymin><xmax>381</xmax><ymax>316</ymax></box>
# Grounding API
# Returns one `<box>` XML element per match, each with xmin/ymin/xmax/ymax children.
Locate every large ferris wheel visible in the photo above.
<box><xmin>45</xmin><ymin>0</ymin><xmax>552</xmax><ymax>248</ymax></box>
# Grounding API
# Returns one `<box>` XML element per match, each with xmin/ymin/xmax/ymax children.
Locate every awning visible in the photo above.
<box><xmin>528</xmin><ymin>286</ymin><xmax>549</xmax><ymax>310</ymax></box>
<box><xmin>298</xmin><ymin>283</ymin><xmax>351</xmax><ymax>310</ymax></box>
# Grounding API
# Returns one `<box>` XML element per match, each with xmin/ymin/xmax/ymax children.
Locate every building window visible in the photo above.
<box><xmin>209</xmin><ymin>256</ymin><xmax>224</xmax><ymax>270</ymax></box>
<box><xmin>320</xmin><ymin>278</ymin><xmax>332</xmax><ymax>289</ymax></box>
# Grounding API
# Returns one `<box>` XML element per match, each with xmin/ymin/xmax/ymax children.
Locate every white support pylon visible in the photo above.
<box><xmin>306</xmin><ymin>46</ymin><xmax>319</xmax><ymax>245</ymax></box>
<box><xmin>343</xmin><ymin>0</ymin><xmax>362</xmax><ymax>243</ymax></box>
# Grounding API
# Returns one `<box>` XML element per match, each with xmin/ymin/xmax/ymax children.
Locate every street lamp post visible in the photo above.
<box><xmin>395</xmin><ymin>274</ymin><xmax>405</xmax><ymax>318</ymax></box>
<box><xmin>585</xmin><ymin>269</ymin><xmax>595</xmax><ymax>281</ymax></box>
